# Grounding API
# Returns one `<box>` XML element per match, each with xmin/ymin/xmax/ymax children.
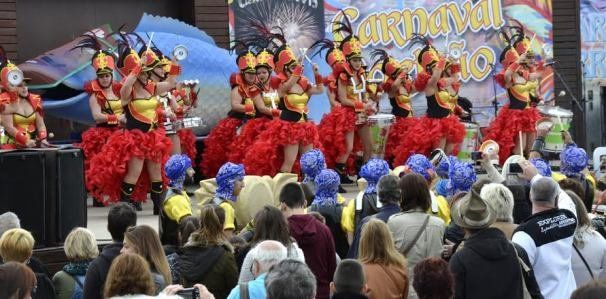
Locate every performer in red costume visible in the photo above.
<box><xmin>310</xmin><ymin>39</ymin><xmax>348</xmax><ymax>111</ymax></box>
<box><xmin>199</xmin><ymin>45</ymin><xmax>262</xmax><ymax>177</ymax></box>
<box><xmin>88</xmin><ymin>38</ymin><xmax>178</xmax><ymax>213</ymax></box>
<box><xmin>243</xmin><ymin>34</ymin><xmax>324</xmax><ymax>176</ymax></box>
<box><xmin>394</xmin><ymin>35</ymin><xmax>466</xmax><ymax>165</ymax></box>
<box><xmin>229</xmin><ymin>46</ymin><xmax>281</xmax><ymax>163</ymax></box>
<box><xmin>72</xmin><ymin>34</ymin><xmax>124</xmax><ymax>205</ymax></box>
<box><xmin>483</xmin><ymin>28</ymin><xmax>541</xmax><ymax>163</ymax></box>
<box><xmin>0</xmin><ymin>47</ymin><xmax>50</xmax><ymax>149</ymax></box>
<box><xmin>371</xmin><ymin>49</ymin><xmax>417</xmax><ymax>164</ymax></box>
<box><xmin>316</xmin><ymin>17</ymin><xmax>379</xmax><ymax>184</ymax></box>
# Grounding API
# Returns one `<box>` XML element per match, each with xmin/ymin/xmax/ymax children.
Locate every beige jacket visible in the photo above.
<box><xmin>387</xmin><ymin>209</ymin><xmax>445</xmax><ymax>299</ymax></box>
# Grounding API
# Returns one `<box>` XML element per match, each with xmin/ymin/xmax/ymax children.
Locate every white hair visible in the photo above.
<box><xmin>0</xmin><ymin>212</ymin><xmax>20</xmax><ymax>238</ymax></box>
<box><xmin>252</xmin><ymin>240</ymin><xmax>288</xmax><ymax>272</ymax></box>
<box><xmin>481</xmin><ymin>183</ymin><xmax>514</xmax><ymax>223</ymax></box>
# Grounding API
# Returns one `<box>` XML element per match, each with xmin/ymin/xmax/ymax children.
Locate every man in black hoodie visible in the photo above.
<box><xmin>280</xmin><ymin>182</ymin><xmax>337</xmax><ymax>299</ymax></box>
<box><xmin>83</xmin><ymin>203</ymin><xmax>136</xmax><ymax>299</ymax></box>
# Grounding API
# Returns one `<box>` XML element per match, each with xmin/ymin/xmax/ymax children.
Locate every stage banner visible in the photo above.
<box><xmin>229</xmin><ymin>0</ymin><xmax>553</xmax><ymax>126</ymax></box>
<box><xmin>581</xmin><ymin>1</ymin><xmax>606</xmax><ymax>80</ymax></box>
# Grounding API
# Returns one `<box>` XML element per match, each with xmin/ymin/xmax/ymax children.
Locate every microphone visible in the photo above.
<box><xmin>558</xmin><ymin>90</ymin><xmax>566</xmax><ymax>97</ymax></box>
<box><xmin>544</xmin><ymin>60</ymin><xmax>557</xmax><ymax>67</ymax></box>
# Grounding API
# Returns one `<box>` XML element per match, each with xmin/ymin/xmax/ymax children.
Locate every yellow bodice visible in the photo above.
<box><xmin>284</xmin><ymin>93</ymin><xmax>309</xmax><ymax>122</ymax></box>
<box><xmin>129</xmin><ymin>96</ymin><xmax>160</xmax><ymax>123</ymax></box>
<box><xmin>436</xmin><ymin>90</ymin><xmax>458</xmax><ymax>111</ymax></box>
<box><xmin>395</xmin><ymin>94</ymin><xmax>412</xmax><ymax>111</ymax></box>
<box><xmin>104</xmin><ymin>98</ymin><xmax>123</xmax><ymax>115</ymax></box>
<box><xmin>346</xmin><ymin>82</ymin><xmax>368</xmax><ymax>101</ymax></box>
<box><xmin>511</xmin><ymin>80</ymin><xmax>538</xmax><ymax>103</ymax></box>
<box><xmin>12</xmin><ymin>112</ymin><xmax>36</xmax><ymax>133</ymax></box>
<box><xmin>262</xmin><ymin>93</ymin><xmax>275</xmax><ymax>107</ymax></box>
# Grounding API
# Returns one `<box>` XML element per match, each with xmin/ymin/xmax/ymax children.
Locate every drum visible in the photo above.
<box><xmin>457</xmin><ymin>122</ymin><xmax>480</xmax><ymax>162</ymax></box>
<box><xmin>367</xmin><ymin>114</ymin><xmax>395</xmax><ymax>158</ymax></box>
<box><xmin>538</xmin><ymin>106</ymin><xmax>573</xmax><ymax>152</ymax></box>
<box><xmin>174</xmin><ymin>117</ymin><xmax>203</xmax><ymax>131</ymax></box>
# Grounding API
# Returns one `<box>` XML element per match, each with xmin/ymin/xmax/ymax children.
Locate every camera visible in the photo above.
<box><xmin>509</xmin><ymin>163</ymin><xmax>523</xmax><ymax>174</ymax></box>
<box><xmin>177</xmin><ymin>287</ymin><xmax>200</xmax><ymax>299</ymax></box>
<box><xmin>471</xmin><ymin>151</ymin><xmax>482</xmax><ymax>161</ymax></box>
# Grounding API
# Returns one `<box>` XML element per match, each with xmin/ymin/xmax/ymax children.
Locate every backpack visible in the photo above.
<box><xmin>68</xmin><ymin>273</ymin><xmax>85</xmax><ymax>299</ymax></box>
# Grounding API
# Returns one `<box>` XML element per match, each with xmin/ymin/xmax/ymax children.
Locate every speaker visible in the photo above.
<box><xmin>56</xmin><ymin>149</ymin><xmax>87</xmax><ymax>241</ymax></box>
<box><xmin>0</xmin><ymin>151</ymin><xmax>49</xmax><ymax>246</ymax></box>
<box><xmin>0</xmin><ymin>149</ymin><xmax>87</xmax><ymax>247</ymax></box>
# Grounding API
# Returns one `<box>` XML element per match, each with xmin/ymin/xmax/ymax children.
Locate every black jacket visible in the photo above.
<box><xmin>178</xmin><ymin>243</ymin><xmax>238</xmax><ymax>299</ymax></box>
<box><xmin>82</xmin><ymin>242</ymin><xmax>123</xmax><ymax>299</ymax></box>
<box><xmin>449</xmin><ymin>228</ymin><xmax>542</xmax><ymax>299</ymax></box>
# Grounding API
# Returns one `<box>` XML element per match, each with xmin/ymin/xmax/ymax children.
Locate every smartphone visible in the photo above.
<box><xmin>509</xmin><ymin>163</ymin><xmax>523</xmax><ymax>173</ymax></box>
<box><xmin>176</xmin><ymin>287</ymin><xmax>199</xmax><ymax>299</ymax></box>
<box><xmin>471</xmin><ymin>151</ymin><xmax>482</xmax><ymax>161</ymax></box>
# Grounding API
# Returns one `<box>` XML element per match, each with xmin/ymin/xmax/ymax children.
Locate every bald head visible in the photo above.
<box><xmin>530</xmin><ymin>176</ymin><xmax>560</xmax><ymax>205</ymax></box>
<box><xmin>252</xmin><ymin>240</ymin><xmax>288</xmax><ymax>275</ymax></box>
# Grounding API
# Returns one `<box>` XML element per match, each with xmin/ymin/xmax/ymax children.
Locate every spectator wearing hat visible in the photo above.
<box><xmin>348</xmin><ymin>175</ymin><xmax>401</xmax><ymax>258</ymax></box>
<box><xmin>84</xmin><ymin>203</ymin><xmax>137</xmax><ymax>299</ymax></box>
<box><xmin>280</xmin><ymin>182</ymin><xmax>337</xmax><ymax>299</ymax></box>
<box><xmin>401</xmin><ymin>154</ymin><xmax>451</xmax><ymax>224</ymax></box>
<box><xmin>434</xmin><ymin>158</ymin><xmax>477</xmax><ymax>200</ymax></box>
<box><xmin>310</xmin><ymin>169</ymin><xmax>351</xmax><ymax>259</ymax></box>
<box><xmin>388</xmin><ymin>173</ymin><xmax>444</xmax><ymax>299</ymax></box>
<box><xmin>512</xmin><ymin>175</ymin><xmax>577</xmax><ymax>299</ymax></box>
<box><xmin>350</xmin><ymin>159</ymin><xmax>391</xmax><ymax>231</ymax></box>
<box><xmin>214</xmin><ymin>162</ymin><xmax>246</xmax><ymax>237</ymax></box>
<box><xmin>161</xmin><ymin>154</ymin><xmax>195</xmax><ymax>246</ymax></box>
<box><xmin>449</xmin><ymin>182</ymin><xmax>539</xmax><ymax>299</ymax></box>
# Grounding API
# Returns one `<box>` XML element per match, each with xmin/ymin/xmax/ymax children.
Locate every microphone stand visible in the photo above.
<box><xmin>489</xmin><ymin>63</ymin><xmax>499</xmax><ymax>118</ymax></box>
<box><xmin>551</xmin><ymin>62</ymin><xmax>584</xmax><ymax>111</ymax></box>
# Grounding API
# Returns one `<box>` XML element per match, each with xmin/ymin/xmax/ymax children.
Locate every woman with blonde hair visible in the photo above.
<box><xmin>121</xmin><ymin>225</ymin><xmax>171</xmax><ymax>294</ymax></box>
<box><xmin>52</xmin><ymin>227</ymin><xmax>99</xmax><ymax>299</ymax></box>
<box><xmin>0</xmin><ymin>228</ymin><xmax>55</xmax><ymax>299</ymax></box>
<box><xmin>178</xmin><ymin>204</ymin><xmax>237</xmax><ymax>298</ymax></box>
<box><xmin>359</xmin><ymin>219</ymin><xmax>409</xmax><ymax>299</ymax></box>
<box><xmin>103</xmin><ymin>253</ymin><xmax>155</xmax><ymax>298</ymax></box>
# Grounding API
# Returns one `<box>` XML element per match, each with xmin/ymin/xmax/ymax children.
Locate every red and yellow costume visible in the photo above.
<box><xmin>484</xmin><ymin>31</ymin><xmax>541</xmax><ymax>163</ymax></box>
<box><xmin>0</xmin><ymin>60</ymin><xmax>47</xmax><ymax>149</ymax></box>
<box><xmin>243</xmin><ymin>45</ymin><xmax>321</xmax><ymax>176</ymax></box>
<box><xmin>372</xmin><ymin>50</ymin><xmax>417</xmax><ymax>163</ymax></box>
<box><xmin>316</xmin><ymin>36</ymin><xmax>370</xmax><ymax>171</ymax></box>
<box><xmin>393</xmin><ymin>41</ymin><xmax>465</xmax><ymax>165</ymax></box>
<box><xmin>228</xmin><ymin>48</ymin><xmax>279</xmax><ymax>164</ymax></box>
<box><xmin>87</xmin><ymin>47</ymin><xmax>172</xmax><ymax>204</ymax></box>
<box><xmin>199</xmin><ymin>50</ymin><xmax>260</xmax><ymax>177</ymax></box>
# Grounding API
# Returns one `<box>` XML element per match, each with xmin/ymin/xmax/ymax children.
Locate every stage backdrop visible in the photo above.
<box><xmin>580</xmin><ymin>0</ymin><xmax>606</xmax><ymax>148</ymax></box>
<box><xmin>229</xmin><ymin>0</ymin><xmax>554</xmax><ymax>126</ymax></box>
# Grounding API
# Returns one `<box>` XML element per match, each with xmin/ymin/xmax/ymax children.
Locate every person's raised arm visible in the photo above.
<box><xmin>308</xmin><ymin>64</ymin><xmax>325</xmax><ymax>95</ymax></box>
<box><xmin>425</xmin><ymin>59</ymin><xmax>445</xmax><ymax>95</ymax></box>
<box><xmin>277</xmin><ymin>64</ymin><xmax>303</xmax><ymax>97</ymax></box>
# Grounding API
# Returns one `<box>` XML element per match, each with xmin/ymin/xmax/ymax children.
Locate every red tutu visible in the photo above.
<box><xmin>317</xmin><ymin>106</ymin><xmax>360</xmax><ymax>170</ymax></box>
<box><xmin>483</xmin><ymin>105</ymin><xmax>540</xmax><ymax>163</ymax></box>
<box><xmin>199</xmin><ymin>117</ymin><xmax>243</xmax><ymax>177</ymax></box>
<box><xmin>228</xmin><ymin>117</ymin><xmax>271</xmax><ymax>163</ymax></box>
<box><xmin>78</xmin><ymin>126</ymin><xmax>119</xmax><ymax>202</ymax></box>
<box><xmin>87</xmin><ymin>128</ymin><xmax>171</xmax><ymax>204</ymax></box>
<box><xmin>385</xmin><ymin>116</ymin><xmax>416</xmax><ymax>164</ymax></box>
<box><xmin>243</xmin><ymin>119</ymin><xmax>321</xmax><ymax>176</ymax></box>
<box><xmin>393</xmin><ymin>115</ymin><xmax>465</xmax><ymax>166</ymax></box>
<box><xmin>177</xmin><ymin>129</ymin><xmax>197</xmax><ymax>162</ymax></box>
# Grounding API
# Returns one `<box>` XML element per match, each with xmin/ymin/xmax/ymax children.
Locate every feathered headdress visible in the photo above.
<box><xmin>72</xmin><ymin>32</ymin><xmax>116</xmax><ymax>75</ymax></box>
<box><xmin>333</xmin><ymin>12</ymin><xmax>362</xmax><ymax>59</ymax></box>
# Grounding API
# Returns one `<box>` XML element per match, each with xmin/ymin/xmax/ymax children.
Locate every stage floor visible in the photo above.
<box><xmin>86</xmin><ymin>185</ymin><xmax>361</xmax><ymax>242</ymax></box>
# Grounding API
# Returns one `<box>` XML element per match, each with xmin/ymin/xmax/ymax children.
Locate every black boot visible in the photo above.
<box><xmin>151</xmin><ymin>181</ymin><xmax>164</xmax><ymax>216</ymax></box>
<box><xmin>120</xmin><ymin>182</ymin><xmax>141</xmax><ymax>211</ymax></box>
<box><xmin>335</xmin><ymin>163</ymin><xmax>354</xmax><ymax>184</ymax></box>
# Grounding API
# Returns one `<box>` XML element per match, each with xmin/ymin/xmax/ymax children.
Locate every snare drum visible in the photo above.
<box><xmin>367</xmin><ymin>114</ymin><xmax>395</xmax><ymax>158</ymax></box>
<box><xmin>538</xmin><ymin>106</ymin><xmax>573</xmax><ymax>152</ymax></box>
<box><xmin>457</xmin><ymin>122</ymin><xmax>480</xmax><ymax>162</ymax></box>
<box><xmin>174</xmin><ymin>117</ymin><xmax>203</xmax><ymax>131</ymax></box>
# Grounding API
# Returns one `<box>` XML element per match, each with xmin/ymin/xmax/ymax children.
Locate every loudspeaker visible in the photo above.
<box><xmin>56</xmin><ymin>149</ymin><xmax>87</xmax><ymax>241</ymax></box>
<box><xmin>0</xmin><ymin>149</ymin><xmax>87</xmax><ymax>247</ymax></box>
<box><xmin>0</xmin><ymin>151</ymin><xmax>49</xmax><ymax>246</ymax></box>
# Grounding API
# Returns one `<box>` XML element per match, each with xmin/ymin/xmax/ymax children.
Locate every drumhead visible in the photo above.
<box><xmin>538</xmin><ymin>106</ymin><xmax>573</xmax><ymax>118</ymax></box>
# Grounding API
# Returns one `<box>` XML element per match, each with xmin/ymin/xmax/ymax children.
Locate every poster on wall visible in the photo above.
<box><xmin>229</xmin><ymin>0</ymin><xmax>554</xmax><ymax>126</ymax></box>
<box><xmin>580</xmin><ymin>1</ymin><xmax>606</xmax><ymax>80</ymax></box>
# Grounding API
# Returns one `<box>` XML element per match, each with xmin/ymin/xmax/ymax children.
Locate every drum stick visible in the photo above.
<box><xmin>519</xmin><ymin>131</ymin><xmax>524</xmax><ymax>157</ymax></box>
<box><xmin>146</xmin><ymin>32</ymin><xmax>154</xmax><ymax>50</ymax></box>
